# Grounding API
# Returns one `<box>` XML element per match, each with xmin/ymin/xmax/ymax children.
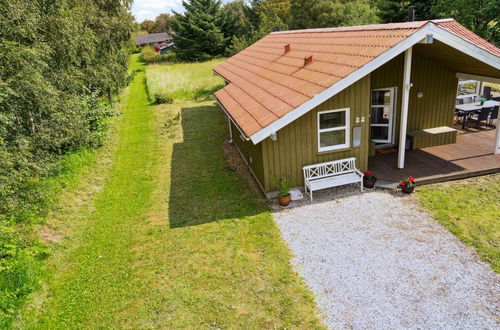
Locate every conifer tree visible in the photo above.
<box><xmin>173</xmin><ymin>0</ymin><xmax>232</xmax><ymax>61</ymax></box>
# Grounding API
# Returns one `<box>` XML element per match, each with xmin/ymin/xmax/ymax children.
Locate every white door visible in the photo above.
<box><xmin>370</xmin><ymin>88</ymin><xmax>396</xmax><ymax>145</ymax></box>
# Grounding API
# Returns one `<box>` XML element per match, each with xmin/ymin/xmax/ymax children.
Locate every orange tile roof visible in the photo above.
<box><xmin>214</xmin><ymin>19</ymin><xmax>499</xmax><ymax>139</ymax></box>
<box><xmin>434</xmin><ymin>20</ymin><xmax>500</xmax><ymax>56</ymax></box>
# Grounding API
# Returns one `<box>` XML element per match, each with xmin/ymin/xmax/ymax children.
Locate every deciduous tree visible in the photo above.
<box><xmin>290</xmin><ymin>0</ymin><xmax>378</xmax><ymax>30</ymax></box>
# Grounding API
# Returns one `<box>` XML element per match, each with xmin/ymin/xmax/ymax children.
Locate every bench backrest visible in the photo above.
<box><xmin>303</xmin><ymin>157</ymin><xmax>357</xmax><ymax>180</ymax></box>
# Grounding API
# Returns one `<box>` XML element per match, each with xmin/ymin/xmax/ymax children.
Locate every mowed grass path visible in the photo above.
<box><xmin>18</xmin><ymin>55</ymin><xmax>322</xmax><ymax>328</ymax></box>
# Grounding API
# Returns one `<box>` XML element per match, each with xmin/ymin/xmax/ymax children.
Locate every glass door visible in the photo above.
<box><xmin>370</xmin><ymin>88</ymin><xmax>396</xmax><ymax>145</ymax></box>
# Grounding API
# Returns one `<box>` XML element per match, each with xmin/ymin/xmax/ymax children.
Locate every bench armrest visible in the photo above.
<box><xmin>354</xmin><ymin>168</ymin><xmax>363</xmax><ymax>177</ymax></box>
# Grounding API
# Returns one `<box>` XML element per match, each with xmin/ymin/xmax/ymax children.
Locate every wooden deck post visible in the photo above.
<box><xmin>495</xmin><ymin>124</ymin><xmax>500</xmax><ymax>155</ymax></box>
<box><xmin>398</xmin><ymin>47</ymin><xmax>413</xmax><ymax>169</ymax></box>
<box><xmin>228</xmin><ymin>115</ymin><xmax>233</xmax><ymax>143</ymax></box>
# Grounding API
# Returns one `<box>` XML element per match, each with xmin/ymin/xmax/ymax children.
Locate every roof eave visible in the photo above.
<box><xmin>214</xmin><ymin>94</ymin><xmax>251</xmax><ymax>141</ymax></box>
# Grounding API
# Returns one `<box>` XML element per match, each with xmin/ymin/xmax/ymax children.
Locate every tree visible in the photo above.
<box><xmin>376</xmin><ymin>0</ymin><xmax>436</xmax><ymax>23</ymax></box>
<box><xmin>432</xmin><ymin>0</ymin><xmax>499</xmax><ymax>44</ymax></box>
<box><xmin>173</xmin><ymin>0</ymin><xmax>232</xmax><ymax>61</ymax></box>
<box><xmin>290</xmin><ymin>0</ymin><xmax>378</xmax><ymax>30</ymax></box>
<box><xmin>140</xmin><ymin>19</ymin><xmax>157</xmax><ymax>33</ymax></box>
<box><xmin>230</xmin><ymin>0</ymin><xmax>290</xmax><ymax>53</ymax></box>
<box><xmin>153</xmin><ymin>13</ymin><xmax>178</xmax><ymax>33</ymax></box>
<box><xmin>223</xmin><ymin>0</ymin><xmax>250</xmax><ymax>37</ymax></box>
<box><xmin>257</xmin><ymin>0</ymin><xmax>292</xmax><ymax>27</ymax></box>
<box><xmin>0</xmin><ymin>0</ymin><xmax>134</xmax><ymax>322</ymax></box>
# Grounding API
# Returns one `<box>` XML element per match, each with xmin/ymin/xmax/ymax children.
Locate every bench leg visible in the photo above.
<box><xmin>360</xmin><ymin>179</ymin><xmax>364</xmax><ymax>192</ymax></box>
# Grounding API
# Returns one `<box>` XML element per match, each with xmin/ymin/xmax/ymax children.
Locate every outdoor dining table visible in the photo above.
<box><xmin>455</xmin><ymin>100</ymin><xmax>500</xmax><ymax>129</ymax></box>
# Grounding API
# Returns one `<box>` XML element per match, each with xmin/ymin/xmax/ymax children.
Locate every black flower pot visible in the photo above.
<box><xmin>401</xmin><ymin>185</ymin><xmax>415</xmax><ymax>194</ymax></box>
<box><xmin>363</xmin><ymin>177</ymin><xmax>376</xmax><ymax>189</ymax></box>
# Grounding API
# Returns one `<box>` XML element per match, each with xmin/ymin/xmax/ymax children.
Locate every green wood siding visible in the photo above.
<box><xmin>230</xmin><ymin>121</ymin><xmax>266</xmax><ymax>190</ymax></box>
<box><xmin>371</xmin><ymin>53</ymin><xmax>458</xmax><ymax>148</ymax></box>
<box><xmin>260</xmin><ymin>76</ymin><xmax>371</xmax><ymax>191</ymax></box>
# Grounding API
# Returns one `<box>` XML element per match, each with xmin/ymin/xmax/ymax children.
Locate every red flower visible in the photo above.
<box><xmin>409</xmin><ymin>176</ymin><xmax>415</xmax><ymax>183</ymax></box>
<box><xmin>364</xmin><ymin>170</ymin><xmax>373</xmax><ymax>175</ymax></box>
<box><xmin>400</xmin><ymin>181</ymin><xmax>406</xmax><ymax>186</ymax></box>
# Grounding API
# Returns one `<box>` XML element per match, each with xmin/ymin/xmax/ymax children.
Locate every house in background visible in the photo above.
<box><xmin>134</xmin><ymin>32</ymin><xmax>173</xmax><ymax>47</ymax></box>
<box><xmin>213</xmin><ymin>19</ymin><xmax>500</xmax><ymax>197</ymax></box>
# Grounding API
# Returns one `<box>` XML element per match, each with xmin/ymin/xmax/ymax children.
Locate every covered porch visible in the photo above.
<box><xmin>369</xmin><ymin>27</ymin><xmax>500</xmax><ymax>183</ymax></box>
<box><xmin>369</xmin><ymin>126</ymin><xmax>500</xmax><ymax>184</ymax></box>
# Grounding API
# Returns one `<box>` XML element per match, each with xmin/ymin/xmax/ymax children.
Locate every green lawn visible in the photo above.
<box><xmin>145</xmin><ymin>58</ymin><xmax>225</xmax><ymax>100</ymax></box>
<box><xmin>418</xmin><ymin>174</ymin><xmax>500</xmax><ymax>272</ymax></box>
<box><xmin>16</xmin><ymin>55</ymin><xmax>322</xmax><ymax>328</ymax></box>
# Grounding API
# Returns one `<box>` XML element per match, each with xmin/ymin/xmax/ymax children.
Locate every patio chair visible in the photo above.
<box><xmin>488</xmin><ymin>106</ymin><xmax>499</xmax><ymax>126</ymax></box>
<box><xmin>469</xmin><ymin>107</ymin><xmax>492</xmax><ymax>128</ymax></box>
<box><xmin>455</xmin><ymin>109</ymin><xmax>467</xmax><ymax>125</ymax></box>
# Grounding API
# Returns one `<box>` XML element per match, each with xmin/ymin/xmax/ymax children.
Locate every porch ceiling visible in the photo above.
<box><xmin>413</xmin><ymin>40</ymin><xmax>500</xmax><ymax>79</ymax></box>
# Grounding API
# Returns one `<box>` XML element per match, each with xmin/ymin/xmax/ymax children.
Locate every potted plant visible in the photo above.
<box><xmin>399</xmin><ymin>176</ymin><xmax>416</xmax><ymax>194</ymax></box>
<box><xmin>480</xmin><ymin>97</ymin><xmax>487</xmax><ymax>105</ymax></box>
<box><xmin>276</xmin><ymin>176</ymin><xmax>292</xmax><ymax>207</ymax></box>
<box><xmin>363</xmin><ymin>170</ymin><xmax>377</xmax><ymax>188</ymax></box>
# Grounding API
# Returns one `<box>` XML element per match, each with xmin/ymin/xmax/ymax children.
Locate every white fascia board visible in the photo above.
<box><xmin>428</xmin><ymin>24</ymin><xmax>500</xmax><ymax>70</ymax></box>
<box><xmin>456</xmin><ymin>73</ymin><xmax>500</xmax><ymax>84</ymax></box>
<box><xmin>249</xmin><ymin>27</ymin><xmax>431</xmax><ymax>144</ymax></box>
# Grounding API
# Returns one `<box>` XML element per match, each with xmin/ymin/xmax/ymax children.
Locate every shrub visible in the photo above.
<box><xmin>139</xmin><ymin>46</ymin><xmax>176</xmax><ymax>64</ymax></box>
<box><xmin>153</xmin><ymin>94</ymin><xmax>173</xmax><ymax>104</ymax></box>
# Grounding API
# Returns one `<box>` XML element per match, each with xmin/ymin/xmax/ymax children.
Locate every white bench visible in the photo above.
<box><xmin>303</xmin><ymin>157</ymin><xmax>363</xmax><ymax>201</ymax></box>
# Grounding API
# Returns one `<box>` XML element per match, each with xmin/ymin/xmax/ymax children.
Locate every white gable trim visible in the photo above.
<box><xmin>428</xmin><ymin>24</ymin><xmax>500</xmax><ymax>70</ymax></box>
<box><xmin>248</xmin><ymin>22</ymin><xmax>500</xmax><ymax>144</ymax></box>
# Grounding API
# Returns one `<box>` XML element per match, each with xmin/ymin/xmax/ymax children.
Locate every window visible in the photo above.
<box><xmin>457</xmin><ymin>79</ymin><xmax>479</xmax><ymax>96</ymax></box>
<box><xmin>317</xmin><ymin>108</ymin><xmax>350</xmax><ymax>152</ymax></box>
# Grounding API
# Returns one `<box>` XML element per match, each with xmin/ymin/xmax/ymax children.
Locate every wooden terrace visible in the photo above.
<box><xmin>369</xmin><ymin>125</ymin><xmax>500</xmax><ymax>184</ymax></box>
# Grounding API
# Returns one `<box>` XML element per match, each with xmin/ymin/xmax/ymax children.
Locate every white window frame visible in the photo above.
<box><xmin>317</xmin><ymin>108</ymin><xmax>350</xmax><ymax>152</ymax></box>
<box><xmin>457</xmin><ymin>79</ymin><xmax>480</xmax><ymax>98</ymax></box>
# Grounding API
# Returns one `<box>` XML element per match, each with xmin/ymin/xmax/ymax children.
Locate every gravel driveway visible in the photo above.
<box><xmin>273</xmin><ymin>189</ymin><xmax>499</xmax><ymax>329</ymax></box>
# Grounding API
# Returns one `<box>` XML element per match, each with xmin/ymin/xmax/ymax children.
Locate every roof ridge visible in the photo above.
<box><xmin>271</xmin><ymin>20</ymin><xmax>432</xmax><ymax>35</ymax></box>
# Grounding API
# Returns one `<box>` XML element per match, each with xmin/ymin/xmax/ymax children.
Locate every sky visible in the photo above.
<box><xmin>131</xmin><ymin>0</ymin><xmax>232</xmax><ymax>22</ymax></box>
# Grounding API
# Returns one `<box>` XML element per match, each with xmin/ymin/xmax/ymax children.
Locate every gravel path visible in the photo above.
<box><xmin>273</xmin><ymin>189</ymin><xmax>500</xmax><ymax>329</ymax></box>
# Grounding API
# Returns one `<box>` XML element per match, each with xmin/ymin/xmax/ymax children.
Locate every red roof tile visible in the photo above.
<box><xmin>434</xmin><ymin>19</ymin><xmax>500</xmax><ymax>56</ymax></box>
<box><xmin>214</xmin><ymin>19</ymin><xmax>500</xmax><ymax>139</ymax></box>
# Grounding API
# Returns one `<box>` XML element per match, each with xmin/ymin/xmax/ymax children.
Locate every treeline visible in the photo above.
<box><xmin>153</xmin><ymin>0</ymin><xmax>498</xmax><ymax>62</ymax></box>
<box><xmin>0</xmin><ymin>0</ymin><xmax>134</xmax><ymax>325</ymax></box>
<box><xmin>140</xmin><ymin>13</ymin><xmax>177</xmax><ymax>34</ymax></box>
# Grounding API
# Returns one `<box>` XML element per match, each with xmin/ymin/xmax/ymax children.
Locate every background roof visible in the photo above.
<box><xmin>135</xmin><ymin>32</ymin><xmax>172</xmax><ymax>45</ymax></box>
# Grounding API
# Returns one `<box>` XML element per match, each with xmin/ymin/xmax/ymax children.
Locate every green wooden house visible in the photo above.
<box><xmin>214</xmin><ymin>19</ymin><xmax>500</xmax><ymax>197</ymax></box>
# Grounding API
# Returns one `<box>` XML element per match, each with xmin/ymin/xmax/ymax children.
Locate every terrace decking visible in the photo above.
<box><xmin>369</xmin><ymin>127</ymin><xmax>500</xmax><ymax>184</ymax></box>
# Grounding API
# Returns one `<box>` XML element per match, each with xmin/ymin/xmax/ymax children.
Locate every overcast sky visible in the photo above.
<box><xmin>131</xmin><ymin>0</ymin><xmax>233</xmax><ymax>22</ymax></box>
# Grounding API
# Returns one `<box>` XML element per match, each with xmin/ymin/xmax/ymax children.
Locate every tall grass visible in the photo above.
<box><xmin>145</xmin><ymin>59</ymin><xmax>225</xmax><ymax>100</ymax></box>
<box><xmin>0</xmin><ymin>149</ymin><xmax>98</xmax><ymax>327</ymax></box>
